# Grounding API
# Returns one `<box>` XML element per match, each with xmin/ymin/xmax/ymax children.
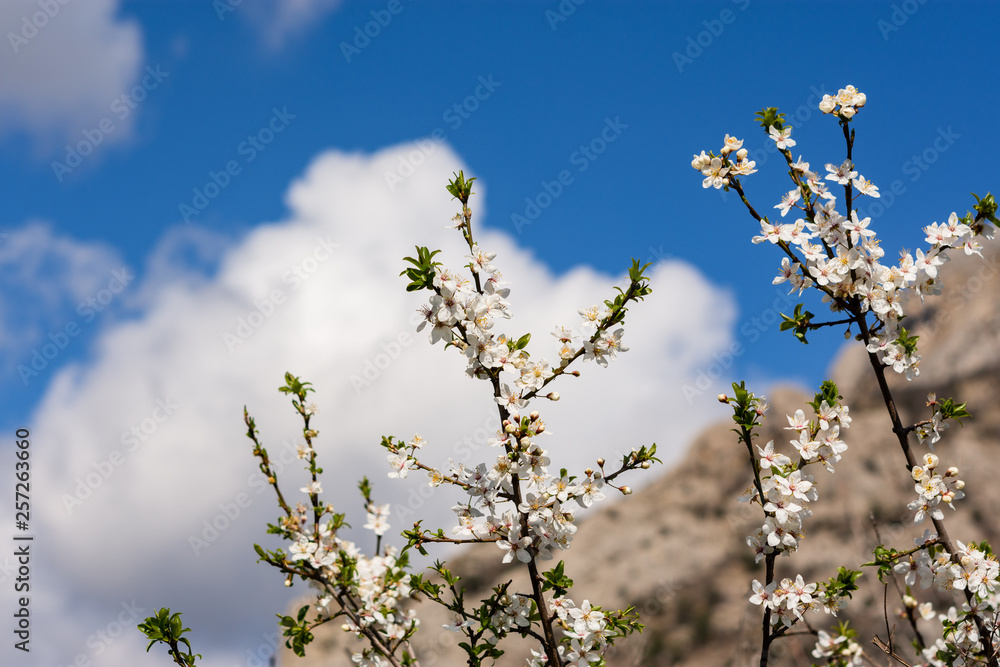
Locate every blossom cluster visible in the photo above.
<box><xmin>416</xmin><ymin>244</ymin><xmax>629</xmax><ymax>402</ymax></box>
<box><xmin>818</xmin><ymin>85</ymin><xmax>867</xmax><ymax>119</ymax></box>
<box><xmin>750</xmin><ymin>573</ymin><xmax>830</xmax><ymax>630</ymax></box>
<box><xmin>403</xmin><ymin>197</ymin><xmax>646</xmax><ymax>576</ymax></box>
<box><xmin>386</xmin><ymin>412</ymin><xmax>620</xmax><ymax>573</ymax></box>
<box><xmin>915</xmin><ymin>406</ymin><xmax>946</xmax><ymax>451</ymax></box>
<box><xmin>523</xmin><ymin>598</ymin><xmax>616</xmax><ymax>666</ymax></box>
<box><xmin>692</xmin><ymin>85</ymin><xmax>995</xmax><ymax>382</ymax></box>
<box><xmin>386</xmin><ymin>179</ymin><xmax>653</xmax><ymax>665</ymax></box>
<box><xmin>894</xmin><ymin>536</ymin><xmax>998</xmax><ymax>597</ymax></box>
<box><xmin>907</xmin><ymin>452</ymin><xmax>965</xmax><ymax>525</ymax></box>
<box><xmin>740</xmin><ymin>392</ymin><xmax>853</xmax><ymax>629</ymax></box>
<box><xmin>743</xmin><ymin>395</ymin><xmax>851</xmax><ymax>563</ymax></box>
<box><xmin>691</xmin><ymin>135</ymin><xmax>757</xmax><ymax>190</ymax></box>
<box><xmin>387</xmin><ymin>414</ymin><xmax>646</xmax><ymax>661</ymax></box>
<box><xmin>285</xmin><ymin>490</ymin><xmax>417</xmax><ymax>665</ymax></box>
<box><xmin>891</xmin><ymin>536</ymin><xmax>1000</xmax><ymax>666</ymax></box>
<box><xmin>239</xmin><ymin>378</ymin><xmax>422</xmax><ymax>667</ymax></box>
<box><xmin>384</xmin><ymin>396</ymin><xmax>648</xmax><ymax>664</ymax></box>
<box><xmin>812</xmin><ymin>628</ymin><xmax>864</xmax><ymax>665</ymax></box>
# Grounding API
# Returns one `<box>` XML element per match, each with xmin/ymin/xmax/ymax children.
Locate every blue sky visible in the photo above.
<box><xmin>2</xmin><ymin>1</ymin><xmax>999</xmax><ymax>666</ymax></box>
<box><xmin>6</xmin><ymin>0</ymin><xmax>999</xmax><ymax>416</ymax></box>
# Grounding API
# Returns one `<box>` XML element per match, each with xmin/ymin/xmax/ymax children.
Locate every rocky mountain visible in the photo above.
<box><xmin>281</xmin><ymin>246</ymin><xmax>1000</xmax><ymax>666</ymax></box>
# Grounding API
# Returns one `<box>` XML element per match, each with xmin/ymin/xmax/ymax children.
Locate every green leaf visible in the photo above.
<box><xmin>540</xmin><ymin>560</ymin><xmax>574</xmax><ymax>595</ymax></box>
<box><xmin>447</xmin><ymin>170</ymin><xmax>477</xmax><ymax>203</ymax></box>
<box><xmin>137</xmin><ymin>608</ymin><xmax>201</xmax><ymax>666</ymax></box>
<box><xmin>808</xmin><ymin>380</ymin><xmax>841</xmax><ymax>413</ymax></box>
<box><xmin>400</xmin><ymin>246</ymin><xmax>443</xmax><ymax>292</ymax></box>
<box><xmin>894</xmin><ymin>327</ymin><xmax>919</xmax><ymax>356</ymax></box>
<box><xmin>755</xmin><ymin>107</ymin><xmax>788</xmax><ymax>132</ymax></box>
<box><xmin>939</xmin><ymin>397</ymin><xmax>972</xmax><ymax>425</ymax></box>
<box><xmin>973</xmin><ymin>191</ymin><xmax>999</xmax><ymax>226</ymax></box>
<box><xmin>779</xmin><ymin>304</ymin><xmax>814</xmax><ymax>344</ymax></box>
<box><xmin>279</xmin><ymin>372</ymin><xmax>313</xmax><ymax>397</ymax></box>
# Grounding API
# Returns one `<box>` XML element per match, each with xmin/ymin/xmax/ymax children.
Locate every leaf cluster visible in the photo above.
<box><xmin>602</xmin><ymin>259</ymin><xmax>652</xmax><ymax>329</ymax></box>
<box><xmin>401</xmin><ymin>246</ymin><xmax>442</xmax><ymax>292</ymax></box>
<box><xmin>779</xmin><ymin>303</ymin><xmax>815</xmax><ymax>344</ymax></box>
<box><xmin>278</xmin><ymin>605</ymin><xmax>315</xmax><ymax>658</ymax></box>
<box><xmin>755</xmin><ymin>107</ymin><xmax>788</xmax><ymax>132</ymax></box>
<box><xmin>138</xmin><ymin>608</ymin><xmax>201</xmax><ymax>667</ymax></box>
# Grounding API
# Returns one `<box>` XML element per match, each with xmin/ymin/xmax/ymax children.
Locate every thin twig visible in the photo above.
<box><xmin>872</xmin><ymin>636</ymin><xmax>914</xmax><ymax>666</ymax></box>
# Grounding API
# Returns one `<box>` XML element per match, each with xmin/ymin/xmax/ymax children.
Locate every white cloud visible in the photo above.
<box><xmin>24</xmin><ymin>140</ymin><xmax>735</xmax><ymax>665</ymax></box>
<box><xmin>0</xmin><ymin>222</ymin><xmax>122</xmax><ymax>305</ymax></box>
<box><xmin>238</xmin><ymin>0</ymin><xmax>344</xmax><ymax>50</ymax></box>
<box><xmin>0</xmin><ymin>0</ymin><xmax>142</xmax><ymax>151</ymax></box>
<box><xmin>0</xmin><ymin>221</ymin><xmax>126</xmax><ymax>380</ymax></box>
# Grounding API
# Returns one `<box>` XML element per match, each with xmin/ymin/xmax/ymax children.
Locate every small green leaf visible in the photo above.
<box><xmin>400</xmin><ymin>246</ymin><xmax>443</xmax><ymax>292</ymax></box>
<box><xmin>939</xmin><ymin>397</ymin><xmax>972</xmax><ymax>425</ymax></box>
<box><xmin>446</xmin><ymin>170</ymin><xmax>477</xmax><ymax>203</ymax></box>
<box><xmin>973</xmin><ymin>192</ymin><xmax>999</xmax><ymax>226</ymax></box>
<box><xmin>779</xmin><ymin>304</ymin><xmax>814</xmax><ymax>344</ymax></box>
<box><xmin>754</xmin><ymin>107</ymin><xmax>788</xmax><ymax>132</ymax></box>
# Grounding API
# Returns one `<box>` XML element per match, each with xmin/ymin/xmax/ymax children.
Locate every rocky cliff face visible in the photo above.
<box><xmin>282</xmin><ymin>247</ymin><xmax>1000</xmax><ymax>666</ymax></box>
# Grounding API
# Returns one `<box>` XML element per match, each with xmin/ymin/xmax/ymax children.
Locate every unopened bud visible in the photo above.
<box><xmin>902</xmin><ymin>594</ymin><xmax>917</xmax><ymax>609</ymax></box>
<box><xmin>621</xmin><ymin>486</ymin><xmax>632</xmax><ymax>495</ymax></box>
<box><xmin>596</xmin><ymin>457</ymin><xmax>605</xmax><ymax>467</ymax></box>
<box><xmin>342</xmin><ymin>623</ymin><xmax>352</xmax><ymax>632</ymax></box>
<box><xmin>640</xmin><ymin>460</ymin><xmax>651</xmax><ymax>469</ymax></box>
<box><xmin>505</xmin><ymin>423</ymin><xmax>517</xmax><ymax>433</ymax></box>
<box><xmin>285</xmin><ymin>574</ymin><xmax>294</xmax><ymax>587</ymax></box>
<box><xmin>546</xmin><ymin>392</ymin><xmax>560</xmax><ymax>401</ymax></box>
<box><xmin>946</xmin><ymin>466</ymin><xmax>959</xmax><ymax>477</ymax></box>
<box><xmin>717</xmin><ymin>394</ymin><xmax>728</xmax><ymax>403</ymax></box>
<box><xmin>530</xmin><ymin>411</ymin><xmax>539</xmax><ymax>420</ymax></box>
<box><xmin>570</xmin><ymin>371</ymin><xmax>580</xmax><ymax>377</ymax></box>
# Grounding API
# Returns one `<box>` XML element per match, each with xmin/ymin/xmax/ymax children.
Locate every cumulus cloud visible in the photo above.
<box><xmin>22</xmin><ymin>140</ymin><xmax>735</xmax><ymax>666</ymax></box>
<box><xmin>0</xmin><ymin>0</ymin><xmax>143</xmax><ymax>151</ymax></box>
